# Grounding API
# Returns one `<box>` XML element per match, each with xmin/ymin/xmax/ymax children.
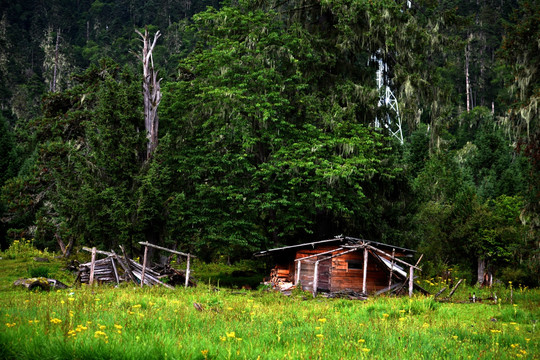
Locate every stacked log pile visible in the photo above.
<box><xmin>78</xmin><ymin>257</ymin><xmax>119</xmax><ymax>284</ymax></box>
<box><xmin>76</xmin><ymin>246</ymin><xmax>195</xmax><ymax>289</ymax></box>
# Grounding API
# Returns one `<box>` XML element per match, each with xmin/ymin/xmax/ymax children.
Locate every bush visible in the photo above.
<box><xmin>2</xmin><ymin>239</ymin><xmax>49</xmax><ymax>260</ymax></box>
<box><xmin>28</xmin><ymin>265</ymin><xmax>51</xmax><ymax>278</ymax></box>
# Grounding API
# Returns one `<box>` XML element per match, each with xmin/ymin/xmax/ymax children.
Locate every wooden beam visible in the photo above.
<box><xmin>293</xmin><ymin>247</ymin><xmax>345</xmax><ymax>262</ymax></box>
<box><xmin>119</xmin><ymin>245</ymin><xmax>138</xmax><ymax>285</ymax></box>
<box><xmin>295</xmin><ymin>260</ymin><xmax>301</xmax><ymax>285</ymax></box>
<box><xmin>433</xmin><ymin>286</ymin><xmax>447</xmax><ymax>298</ymax></box>
<box><xmin>367</xmin><ymin>245</ymin><xmax>421</xmax><ymax>271</ymax></box>
<box><xmin>362</xmin><ymin>247</ymin><xmax>368</xmax><ymax>294</ymax></box>
<box><xmin>409</xmin><ymin>266</ymin><xmax>414</xmax><ymax>297</ymax></box>
<box><xmin>314</xmin><ymin>248</ymin><xmax>358</xmax><ymax>263</ymax></box>
<box><xmin>82</xmin><ymin>246</ymin><xmax>114</xmax><ymax>257</ymax></box>
<box><xmin>141</xmin><ymin>245</ymin><xmax>149</xmax><ymax>288</ymax></box>
<box><xmin>138</xmin><ymin>242</ymin><xmax>194</xmax><ymax>258</ymax></box>
<box><xmin>375</xmin><ymin>281</ymin><xmax>405</xmax><ymax>295</ymax></box>
<box><xmin>110</xmin><ymin>257</ymin><xmax>119</xmax><ymax>284</ymax></box>
<box><xmin>313</xmin><ymin>260</ymin><xmax>319</xmax><ymax>298</ymax></box>
<box><xmin>388</xmin><ymin>248</ymin><xmax>395</xmax><ymax>288</ymax></box>
<box><xmin>89</xmin><ymin>247</ymin><xmax>96</xmax><ymax>286</ymax></box>
<box><xmin>448</xmin><ymin>279</ymin><xmax>464</xmax><ymax>298</ymax></box>
<box><xmin>184</xmin><ymin>254</ymin><xmax>191</xmax><ymax>288</ymax></box>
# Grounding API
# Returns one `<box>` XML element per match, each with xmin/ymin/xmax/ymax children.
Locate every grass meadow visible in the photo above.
<box><xmin>0</xmin><ymin>241</ymin><xmax>538</xmax><ymax>359</ymax></box>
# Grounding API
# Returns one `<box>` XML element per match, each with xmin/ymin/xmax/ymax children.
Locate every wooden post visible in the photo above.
<box><xmin>110</xmin><ymin>257</ymin><xmax>119</xmax><ymax>284</ymax></box>
<box><xmin>448</xmin><ymin>279</ymin><xmax>464</xmax><ymax>298</ymax></box>
<box><xmin>141</xmin><ymin>245</ymin><xmax>149</xmax><ymax>287</ymax></box>
<box><xmin>388</xmin><ymin>248</ymin><xmax>395</xmax><ymax>288</ymax></box>
<box><xmin>89</xmin><ymin>247</ymin><xmax>96</xmax><ymax>285</ymax></box>
<box><xmin>295</xmin><ymin>260</ymin><xmax>301</xmax><ymax>285</ymax></box>
<box><xmin>184</xmin><ymin>254</ymin><xmax>191</xmax><ymax>288</ymax></box>
<box><xmin>409</xmin><ymin>266</ymin><xmax>414</xmax><ymax>297</ymax></box>
<box><xmin>313</xmin><ymin>260</ymin><xmax>319</xmax><ymax>297</ymax></box>
<box><xmin>362</xmin><ymin>247</ymin><xmax>368</xmax><ymax>294</ymax></box>
<box><xmin>119</xmin><ymin>245</ymin><xmax>138</xmax><ymax>285</ymax></box>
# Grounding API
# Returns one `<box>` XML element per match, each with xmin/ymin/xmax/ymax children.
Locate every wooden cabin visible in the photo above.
<box><xmin>255</xmin><ymin>236</ymin><xmax>426</xmax><ymax>297</ymax></box>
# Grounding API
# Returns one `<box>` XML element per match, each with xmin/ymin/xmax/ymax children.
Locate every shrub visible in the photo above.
<box><xmin>28</xmin><ymin>265</ymin><xmax>51</xmax><ymax>278</ymax></box>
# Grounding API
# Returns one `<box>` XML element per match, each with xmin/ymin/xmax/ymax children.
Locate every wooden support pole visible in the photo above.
<box><xmin>119</xmin><ymin>245</ymin><xmax>138</xmax><ymax>285</ymax></box>
<box><xmin>141</xmin><ymin>245</ymin><xmax>149</xmax><ymax>288</ymax></box>
<box><xmin>295</xmin><ymin>260</ymin><xmax>301</xmax><ymax>285</ymax></box>
<box><xmin>388</xmin><ymin>248</ymin><xmax>395</xmax><ymax>288</ymax></box>
<box><xmin>433</xmin><ymin>287</ymin><xmax>447</xmax><ymax>298</ymax></box>
<box><xmin>184</xmin><ymin>254</ymin><xmax>191</xmax><ymax>288</ymax></box>
<box><xmin>138</xmin><ymin>242</ymin><xmax>195</xmax><ymax>258</ymax></box>
<box><xmin>313</xmin><ymin>260</ymin><xmax>319</xmax><ymax>297</ymax></box>
<box><xmin>409</xmin><ymin>266</ymin><xmax>414</xmax><ymax>297</ymax></box>
<box><xmin>448</xmin><ymin>279</ymin><xmax>464</xmax><ymax>298</ymax></box>
<box><xmin>89</xmin><ymin>247</ymin><xmax>96</xmax><ymax>286</ymax></box>
<box><xmin>110</xmin><ymin>257</ymin><xmax>119</xmax><ymax>284</ymax></box>
<box><xmin>362</xmin><ymin>247</ymin><xmax>368</xmax><ymax>294</ymax></box>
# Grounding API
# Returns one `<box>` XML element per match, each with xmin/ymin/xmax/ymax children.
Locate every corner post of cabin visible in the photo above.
<box><xmin>141</xmin><ymin>244</ymin><xmax>149</xmax><ymax>288</ymax></box>
<box><xmin>409</xmin><ymin>266</ymin><xmax>414</xmax><ymax>297</ymax></box>
<box><xmin>388</xmin><ymin>248</ymin><xmax>395</xmax><ymax>288</ymax></box>
<box><xmin>295</xmin><ymin>260</ymin><xmax>301</xmax><ymax>286</ymax></box>
<box><xmin>185</xmin><ymin>254</ymin><xmax>191</xmax><ymax>288</ymax></box>
<box><xmin>313</xmin><ymin>260</ymin><xmax>319</xmax><ymax>298</ymax></box>
<box><xmin>362</xmin><ymin>246</ymin><xmax>368</xmax><ymax>294</ymax></box>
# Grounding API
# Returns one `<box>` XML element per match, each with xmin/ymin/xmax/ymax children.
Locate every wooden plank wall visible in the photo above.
<box><xmin>329</xmin><ymin>251</ymin><xmax>389</xmax><ymax>292</ymax></box>
<box><xmin>270</xmin><ymin>245</ymin><xmax>409</xmax><ymax>293</ymax></box>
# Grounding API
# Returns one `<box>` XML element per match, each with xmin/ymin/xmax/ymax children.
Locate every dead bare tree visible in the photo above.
<box><xmin>135</xmin><ymin>28</ymin><xmax>162</xmax><ymax>160</ymax></box>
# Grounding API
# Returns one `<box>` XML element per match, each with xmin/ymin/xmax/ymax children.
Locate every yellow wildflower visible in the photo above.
<box><xmin>132</xmin><ymin>304</ymin><xmax>141</xmax><ymax>308</ymax></box>
<box><xmin>316</xmin><ymin>334</ymin><xmax>324</xmax><ymax>338</ymax></box>
<box><xmin>50</xmin><ymin>318</ymin><xmax>62</xmax><ymax>324</ymax></box>
<box><xmin>362</xmin><ymin>348</ymin><xmax>370</xmax><ymax>353</ymax></box>
<box><xmin>226</xmin><ymin>332</ymin><xmax>236</xmax><ymax>338</ymax></box>
<box><xmin>318</xmin><ymin>318</ymin><xmax>327</xmax><ymax>323</ymax></box>
<box><xmin>114</xmin><ymin>324</ymin><xmax>122</xmax><ymax>330</ymax></box>
<box><xmin>358</xmin><ymin>339</ymin><xmax>365</xmax><ymax>343</ymax></box>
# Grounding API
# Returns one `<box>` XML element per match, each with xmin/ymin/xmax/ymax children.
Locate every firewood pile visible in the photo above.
<box><xmin>77</xmin><ymin>257</ymin><xmax>120</xmax><ymax>284</ymax></box>
<box><xmin>270</xmin><ymin>266</ymin><xmax>291</xmax><ymax>286</ymax></box>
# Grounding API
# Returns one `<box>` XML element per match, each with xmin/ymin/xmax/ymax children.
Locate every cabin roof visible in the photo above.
<box><xmin>254</xmin><ymin>235</ymin><xmax>415</xmax><ymax>257</ymax></box>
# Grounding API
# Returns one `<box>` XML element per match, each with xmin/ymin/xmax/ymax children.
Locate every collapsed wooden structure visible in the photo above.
<box><xmin>76</xmin><ymin>242</ymin><xmax>195</xmax><ymax>288</ymax></box>
<box><xmin>256</xmin><ymin>236</ymin><xmax>428</xmax><ymax>297</ymax></box>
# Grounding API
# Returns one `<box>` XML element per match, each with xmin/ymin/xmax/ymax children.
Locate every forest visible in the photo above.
<box><xmin>0</xmin><ymin>0</ymin><xmax>538</xmax><ymax>286</ymax></box>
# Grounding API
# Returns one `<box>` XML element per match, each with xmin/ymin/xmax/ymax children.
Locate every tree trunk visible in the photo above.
<box><xmin>477</xmin><ymin>256</ymin><xmax>486</xmax><ymax>285</ymax></box>
<box><xmin>465</xmin><ymin>33</ymin><xmax>472</xmax><ymax>113</ymax></box>
<box><xmin>51</xmin><ymin>28</ymin><xmax>60</xmax><ymax>93</ymax></box>
<box><xmin>135</xmin><ymin>29</ymin><xmax>162</xmax><ymax>160</ymax></box>
<box><xmin>55</xmin><ymin>232</ymin><xmax>73</xmax><ymax>257</ymax></box>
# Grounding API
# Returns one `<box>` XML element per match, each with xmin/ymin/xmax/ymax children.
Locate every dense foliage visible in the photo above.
<box><xmin>0</xmin><ymin>0</ymin><xmax>538</xmax><ymax>285</ymax></box>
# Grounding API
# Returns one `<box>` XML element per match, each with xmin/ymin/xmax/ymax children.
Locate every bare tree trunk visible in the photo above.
<box><xmin>465</xmin><ymin>33</ymin><xmax>472</xmax><ymax>113</ymax></box>
<box><xmin>52</xmin><ymin>28</ymin><xmax>60</xmax><ymax>93</ymax></box>
<box><xmin>477</xmin><ymin>256</ymin><xmax>486</xmax><ymax>285</ymax></box>
<box><xmin>135</xmin><ymin>28</ymin><xmax>162</xmax><ymax>160</ymax></box>
<box><xmin>55</xmin><ymin>232</ymin><xmax>73</xmax><ymax>257</ymax></box>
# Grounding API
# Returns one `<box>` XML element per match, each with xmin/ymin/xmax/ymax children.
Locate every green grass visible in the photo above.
<box><xmin>0</xmin><ymin>242</ymin><xmax>538</xmax><ymax>359</ymax></box>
